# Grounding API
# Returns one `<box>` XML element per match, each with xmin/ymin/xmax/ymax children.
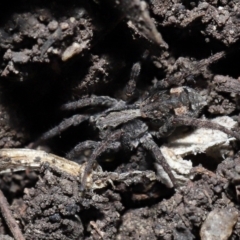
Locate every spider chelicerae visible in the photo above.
<box><xmin>33</xmin><ymin>61</ymin><xmax>240</xmax><ymax>189</ymax></box>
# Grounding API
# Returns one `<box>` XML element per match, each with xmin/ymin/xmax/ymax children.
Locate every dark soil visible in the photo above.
<box><xmin>1</xmin><ymin>0</ymin><xmax>240</xmax><ymax>239</ymax></box>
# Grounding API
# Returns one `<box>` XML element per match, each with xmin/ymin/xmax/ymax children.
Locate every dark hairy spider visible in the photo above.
<box><xmin>33</xmin><ymin>62</ymin><xmax>240</xmax><ymax>189</ymax></box>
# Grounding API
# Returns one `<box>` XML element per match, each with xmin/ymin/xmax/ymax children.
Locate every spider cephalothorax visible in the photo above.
<box><xmin>140</xmin><ymin>86</ymin><xmax>206</xmax><ymax>119</ymax></box>
<box><xmin>33</xmin><ymin>62</ymin><xmax>240</xmax><ymax>189</ymax></box>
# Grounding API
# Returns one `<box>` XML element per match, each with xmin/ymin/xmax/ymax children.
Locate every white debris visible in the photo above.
<box><xmin>160</xmin><ymin>116</ymin><xmax>237</xmax><ymax>183</ymax></box>
<box><xmin>160</xmin><ymin>146</ymin><xmax>192</xmax><ymax>184</ymax></box>
<box><xmin>61</xmin><ymin>41</ymin><xmax>89</xmax><ymax>61</ymax></box>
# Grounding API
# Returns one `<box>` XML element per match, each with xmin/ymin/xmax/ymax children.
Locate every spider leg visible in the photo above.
<box><xmin>32</xmin><ymin>114</ymin><xmax>89</xmax><ymax>147</ymax></box>
<box><xmin>123</xmin><ymin>62</ymin><xmax>141</xmax><ymax>101</ymax></box>
<box><xmin>122</xmin><ymin>51</ymin><xmax>150</xmax><ymax>101</ymax></box>
<box><xmin>66</xmin><ymin>140</ymin><xmax>99</xmax><ymax>159</ymax></box>
<box><xmin>81</xmin><ymin>129</ymin><xmax>122</xmax><ymax>190</ymax></box>
<box><xmin>172</xmin><ymin>116</ymin><xmax>240</xmax><ymax>141</ymax></box>
<box><xmin>104</xmin><ymin>102</ymin><xmax>138</xmax><ymax>114</ymax></box>
<box><xmin>140</xmin><ymin>133</ymin><xmax>176</xmax><ymax>188</ymax></box>
<box><xmin>61</xmin><ymin>96</ymin><xmax>118</xmax><ymax>111</ymax></box>
<box><xmin>155</xmin><ymin>51</ymin><xmax>226</xmax><ymax>89</ymax></box>
<box><xmin>151</xmin><ymin>121</ymin><xmax>176</xmax><ymax>139</ymax></box>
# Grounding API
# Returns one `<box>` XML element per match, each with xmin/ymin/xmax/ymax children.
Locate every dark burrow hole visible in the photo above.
<box><xmin>0</xmin><ymin>73</ymin><xmax>67</xmax><ymax>139</ymax></box>
<box><xmin>185</xmin><ymin>153</ymin><xmax>222</xmax><ymax>171</ymax></box>
<box><xmin>161</xmin><ymin>24</ymin><xmax>226</xmax><ymax>60</ymax></box>
<box><xmin>210</xmin><ymin>46</ymin><xmax>240</xmax><ymax>78</ymax></box>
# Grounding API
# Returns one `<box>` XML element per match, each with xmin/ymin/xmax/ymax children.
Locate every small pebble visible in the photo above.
<box><xmin>200</xmin><ymin>208</ymin><xmax>238</xmax><ymax>240</ymax></box>
<box><xmin>60</xmin><ymin>22</ymin><xmax>69</xmax><ymax>30</ymax></box>
<box><xmin>61</xmin><ymin>41</ymin><xmax>88</xmax><ymax>61</ymax></box>
<box><xmin>48</xmin><ymin>20</ymin><xmax>58</xmax><ymax>31</ymax></box>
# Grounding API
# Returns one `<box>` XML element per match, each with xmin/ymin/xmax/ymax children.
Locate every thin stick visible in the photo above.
<box><xmin>0</xmin><ymin>189</ymin><xmax>25</xmax><ymax>240</ymax></box>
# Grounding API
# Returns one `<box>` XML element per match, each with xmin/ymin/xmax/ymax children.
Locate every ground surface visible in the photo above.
<box><xmin>1</xmin><ymin>0</ymin><xmax>240</xmax><ymax>239</ymax></box>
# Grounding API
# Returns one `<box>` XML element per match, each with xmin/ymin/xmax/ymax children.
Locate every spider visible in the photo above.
<box><xmin>32</xmin><ymin>62</ymin><xmax>240</xmax><ymax>189</ymax></box>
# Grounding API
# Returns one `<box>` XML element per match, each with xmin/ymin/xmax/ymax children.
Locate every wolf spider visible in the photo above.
<box><xmin>33</xmin><ymin>62</ymin><xmax>240</xmax><ymax>189</ymax></box>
